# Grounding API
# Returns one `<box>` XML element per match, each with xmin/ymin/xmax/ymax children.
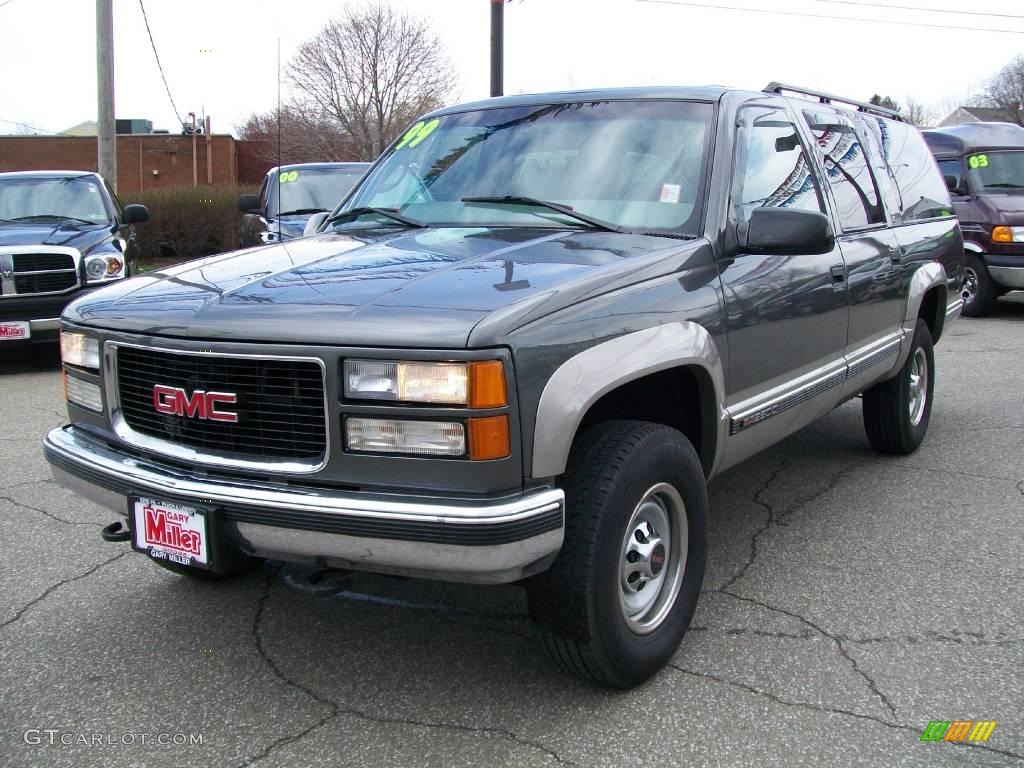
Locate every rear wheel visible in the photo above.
<box><xmin>862</xmin><ymin>319</ymin><xmax>934</xmax><ymax>455</ymax></box>
<box><xmin>961</xmin><ymin>253</ymin><xmax>998</xmax><ymax>317</ymax></box>
<box><xmin>527</xmin><ymin>421</ymin><xmax>708</xmax><ymax>689</ymax></box>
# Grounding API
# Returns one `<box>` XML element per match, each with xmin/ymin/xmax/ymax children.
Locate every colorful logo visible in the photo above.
<box><xmin>920</xmin><ymin>720</ymin><xmax>997</xmax><ymax>742</ymax></box>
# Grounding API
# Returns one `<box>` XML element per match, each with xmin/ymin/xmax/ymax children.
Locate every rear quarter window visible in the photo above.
<box><xmin>868</xmin><ymin>118</ymin><xmax>952</xmax><ymax>222</ymax></box>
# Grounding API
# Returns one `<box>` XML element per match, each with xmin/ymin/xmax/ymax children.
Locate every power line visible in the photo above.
<box><xmin>137</xmin><ymin>0</ymin><xmax>183</xmax><ymax>124</ymax></box>
<box><xmin>0</xmin><ymin>116</ymin><xmax>52</xmax><ymax>134</ymax></box>
<box><xmin>635</xmin><ymin>0</ymin><xmax>1024</xmax><ymax>34</ymax></box>
<box><xmin>817</xmin><ymin>0</ymin><xmax>1024</xmax><ymax>21</ymax></box>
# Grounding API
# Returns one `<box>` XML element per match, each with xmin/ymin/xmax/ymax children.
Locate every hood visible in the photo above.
<box><xmin>269</xmin><ymin>216</ymin><xmax>312</xmax><ymax>240</ymax></box>
<box><xmin>0</xmin><ymin>221</ymin><xmax>113</xmax><ymax>250</ymax></box>
<box><xmin>65</xmin><ymin>227</ymin><xmax>702</xmax><ymax>348</ymax></box>
<box><xmin>976</xmin><ymin>193</ymin><xmax>1024</xmax><ymax>226</ymax></box>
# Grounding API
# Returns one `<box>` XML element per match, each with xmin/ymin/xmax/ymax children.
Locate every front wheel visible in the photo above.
<box><xmin>961</xmin><ymin>253</ymin><xmax>998</xmax><ymax>317</ymax></box>
<box><xmin>526</xmin><ymin>421</ymin><xmax>708</xmax><ymax>689</ymax></box>
<box><xmin>862</xmin><ymin>319</ymin><xmax>935</xmax><ymax>455</ymax></box>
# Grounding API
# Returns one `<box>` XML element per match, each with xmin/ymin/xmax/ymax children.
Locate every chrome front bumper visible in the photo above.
<box><xmin>988</xmin><ymin>265</ymin><xmax>1024</xmax><ymax>290</ymax></box>
<box><xmin>44</xmin><ymin>426</ymin><xmax>565</xmax><ymax>584</ymax></box>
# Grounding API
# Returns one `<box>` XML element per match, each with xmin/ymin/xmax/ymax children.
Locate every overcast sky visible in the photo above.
<box><xmin>2</xmin><ymin>0</ymin><xmax>1023</xmax><ymax>136</ymax></box>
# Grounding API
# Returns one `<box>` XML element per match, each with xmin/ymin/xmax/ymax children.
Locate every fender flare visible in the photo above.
<box><xmin>963</xmin><ymin>241</ymin><xmax>984</xmax><ymax>254</ymax></box>
<box><xmin>901</xmin><ymin>261</ymin><xmax>948</xmax><ymax>356</ymax></box>
<box><xmin>530</xmin><ymin>322</ymin><xmax>725</xmax><ymax>479</ymax></box>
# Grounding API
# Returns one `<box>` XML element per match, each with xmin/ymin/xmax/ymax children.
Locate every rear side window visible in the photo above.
<box><xmin>802</xmin><ymin>108</ymin><xmax>885</xmax><ymax>230</ymax></box>
<box><xmin>732</xmin><ymin>107</ymin><xmax>824</xmax><ymax>224</ymax></box>
<box><xmin>867</xmin><ymin>117</ymin><xmax>953</xmax><ymax>221</ymax></box>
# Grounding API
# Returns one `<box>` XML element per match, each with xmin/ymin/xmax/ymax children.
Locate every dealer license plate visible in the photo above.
<box><xmin>131</xmin><ymin>497</ymin><xmax>209</xmax><ymax>567</ymax></box>
<box><xmin>0</xmin><ymin>321</ymin><xmax>30</xmax><ymax>340</ymax></box>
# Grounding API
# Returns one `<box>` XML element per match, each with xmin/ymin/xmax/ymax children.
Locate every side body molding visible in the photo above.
<box><xmin>530</xmin><ymin>322</ymin><xmax>725</xmax><ymax>479</ymax></box>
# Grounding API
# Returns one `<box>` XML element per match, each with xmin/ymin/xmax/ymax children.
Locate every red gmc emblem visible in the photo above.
<box><xmin>152</xmin><ymin>385</ymin><xmax>238</xmax><ymax>423</ymax></box>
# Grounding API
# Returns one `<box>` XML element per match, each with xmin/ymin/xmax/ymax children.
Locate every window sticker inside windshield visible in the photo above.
<box><xmin>279</xmin><ymin>170</ymin><xmax>299</xmax><ymax>183</ymax></box>
<box><xmin>396</xmin><ymin>119</ymin><xmax>440</xmax><ymax>150</ymax></box>
<box><xmin>968</xmin><ymin>154</ymin><xmax>989</xmax><ymax>169</ymax></box>
<box><xmin>660</xmin><ymin>183</ymin><xmax>681</xmax><ymax>204</ymax></box>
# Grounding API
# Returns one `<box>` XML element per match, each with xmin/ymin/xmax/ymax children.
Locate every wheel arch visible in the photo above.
<box><xmin>904</xmin><ymin>261</ymin><xmax>948</xmax><ymax>343</ymax></box>
<box><xmin>530</xmin><ymin>323</ymin><xmax>725</xmax><ymax>480</ymax></box>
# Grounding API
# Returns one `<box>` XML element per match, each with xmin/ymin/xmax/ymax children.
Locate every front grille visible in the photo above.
<box><xmin>15</xmin><ymin>272</ymin><xmax>78</xmax><ymax>294</ymax></box>
<box><xmin>116</xmin><ymin>347</ymin><xmax>328</xmax><ymax>463</ymax></box>
<box><xmin>1</xmin><ymin>251</ymin><xmax>79</xmax><ymax>297</ymax></box>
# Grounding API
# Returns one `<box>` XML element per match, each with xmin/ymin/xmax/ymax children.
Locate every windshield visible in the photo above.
<box><xmin>340</xmin><ymin>100</ymin><xmax>714</xmax><ymax>233</ymax></box>
<box><xmin>0</xmin><ymin>176</ymin><xmax>111</xmax><ymax>223</ymax></box>
<box><xmin>966</xmin><ymin>150</ymin><xmax>1024</xmax><ymax>192</ymax></box>
<box><xmin>268</xmin><ymin>167</ymin><xmax>367</xmax><ymax>217</ymax></box>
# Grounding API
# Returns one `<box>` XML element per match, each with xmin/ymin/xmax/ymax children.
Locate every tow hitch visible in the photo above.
<box><xmin>100</xmin><ymin>520</ymin><xmax>130</xmax><ymax>543</ymax></box>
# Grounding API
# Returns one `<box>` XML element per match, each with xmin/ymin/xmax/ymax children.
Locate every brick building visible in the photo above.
<box><xmin>0</xmin><ymin>133</ymin><xmax>248</xmax><ymax>194</ymax></box>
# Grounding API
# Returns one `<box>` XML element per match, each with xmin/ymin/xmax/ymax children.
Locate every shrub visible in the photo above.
<box><xmin>130</xmin><ymin>184</ymin><xmax>256</xmax><ymax>266</ymax></box>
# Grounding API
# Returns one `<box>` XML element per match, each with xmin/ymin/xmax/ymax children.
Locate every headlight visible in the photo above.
<box><xmin>991</xmin><ymin>226</ymin><xmax>1024</xmax><ymax>243</ymax></box>
<box><xmin>60</xmin><ymin>332</ymin><xmax>100</xmax><ymax>370</ymax></box>
<box><xmin>63</xmin><ymin>372</ymin><xmax>103</xmax><ymax>412</ymax></box>
<box><xmin>85</xmin><ymin>254</ymin><xmax>125</xmax><ymax>282</ymax></box>
<box><xmin>343</xmin><ymin>360</ymin><xmax>506</xmax><ymax>407</ymax></box>
<box><xmin>345</xmin><ymin>417</ymin><xmax>466</xmax><ymax>457</ymax></box>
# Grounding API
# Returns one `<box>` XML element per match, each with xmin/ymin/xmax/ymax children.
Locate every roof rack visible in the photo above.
<box><xmin>763</xmin><ymin>82</ymin><xmax>906</xmax><ymax>122</ymax></box>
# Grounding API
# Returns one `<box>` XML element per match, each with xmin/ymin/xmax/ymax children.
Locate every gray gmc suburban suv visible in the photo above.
<box><xmin>43</xmin><ymin>84</ymin><xmax>963</xmax><ymax>688</ymax></box>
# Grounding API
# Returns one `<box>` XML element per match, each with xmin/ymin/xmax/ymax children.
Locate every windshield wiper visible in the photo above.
<box><xmin>12</xmin><ymin>215</ymin><xmax>98</xmax><ymax>225</ymax></box>
<box><xmin>324</xmin><ymin>207</ymin><xmax>427</xmax><ymax>228</ymax></box>
<box><xmin>984</xmin><ymin>183</ymin><xmax>1024</xmax><ymax>189</ymax></box>
<box><xmin>461</xmin><ymin>196</ymin><xmax>627</xmax><ymax>233</ymax></box>
<box><xmin>276</xmin><ymin>207</ymin><xmax>328</xmax><ymax>216</ymax></box>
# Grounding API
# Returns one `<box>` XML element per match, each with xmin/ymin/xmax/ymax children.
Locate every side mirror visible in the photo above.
<box><xmin>739</xmin><ymin>208</ymin><xmax>834</xmax><ymax>255</ymax></box>
<box><xmin>122</xmin><ymin>204</ymin><xmax>149</xmax><ymax>225</ymax></box>
<box><xmin>303</xmin><ymin>211</ymin><xmax>329</xmax><ymax>237</ymax></box>
<box><xmin>943</xmin><ymin>175</ymin><xmax>966</xmax><ymax>196</ymax></box>
<box><xmin>237</xmin><ymin>194</ymin><xmax>261</xmax><ymax>214</ymax></box>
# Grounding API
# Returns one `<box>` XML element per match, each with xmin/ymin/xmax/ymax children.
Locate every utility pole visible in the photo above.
<box><xmin>490</xmin><ymin>0</ymin><xmax>504</xmax><ymax>97</ymax></box>
<box><xmin>96</xmin><ymin>0</ymin><xmax>116</xmax><ymax>191</ymax></box>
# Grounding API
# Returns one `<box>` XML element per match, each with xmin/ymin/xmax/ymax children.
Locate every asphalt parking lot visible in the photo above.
<box><xmin>1</xmin><ymin>299</ymin><xmax>1022</xmax><ymax>768</ymax></box>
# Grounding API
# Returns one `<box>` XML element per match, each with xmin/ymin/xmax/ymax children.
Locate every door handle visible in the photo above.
<box><xmin>830</xmin><ymin>264</ymin><xmax>846</xmax><ymax>282</ymax></box>
<box><xmin>888</xmin><ymin>246</ymin><xmax>903</xmax><ymax>264</ymax></box>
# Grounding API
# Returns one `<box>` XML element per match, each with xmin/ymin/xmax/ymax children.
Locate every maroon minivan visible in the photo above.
<box><xmin>924</xmin><ymin>122</ymin><xmax>1024</xmax><ymax>316</ymax></box>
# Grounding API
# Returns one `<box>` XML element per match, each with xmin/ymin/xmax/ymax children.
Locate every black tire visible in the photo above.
<box><xmin>526</xmin><ymin>421</ymin><xmax>708</xmax><ymax>689</ymax></box>
<box><xmin>961</xmin><ymin>253</ymin><xmax>998</xmax><ymax>317</ymax></box>
<box><xmin>862</xmin><ymin>319</ymin><xmax>935</xmax><ymax>455</ymax></box>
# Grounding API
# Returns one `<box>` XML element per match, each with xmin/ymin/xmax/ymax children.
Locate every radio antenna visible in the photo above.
<box><xmin>276</xmin><ymin>37</ymin><xmax>282</xmax><ymax>243</ymax></box>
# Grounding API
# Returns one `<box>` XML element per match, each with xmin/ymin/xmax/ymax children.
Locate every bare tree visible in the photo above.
<box><xmin>902</xmin><ymin>97</ymin><xmax>936</xmax><ymax>128</ymax></box>
<box><xmin>236</xmin><ymin>103</ymin><xmax>358</xmax><ymax>165</ymax></box>
<box><xmin>287</xmin><ymin>2</ymin><xmax>457</xmax><ymax>160</ymax></box>
<box><xmin>985</xmin><ymin>55</ymin><xmax>1024</xmax><ymax>126</ymax></box>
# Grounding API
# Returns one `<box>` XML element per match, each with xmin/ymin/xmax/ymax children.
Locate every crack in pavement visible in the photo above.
<box><xmin>0</xmin><ymin>478</ymin><xmax>55</xmax><ymax>491</ymax></box>
<box><xmin>240</xmin><ymin>568</ymin><xmax>580</xmax><ymax>768</ymax></box>
<box><xmin>669</xmin><ymin>664</ymin><xmax>1024</xmax><ymax>763</ymax></box>
<box><xmin>706</xmin><ymin>625</ymin><xmax>1023</xmax><ymax>647</ymax></box>
<box><xmin>0</xmin><ymin>551</ymin><xmax>127</xmax><ymax>630</ymax></box>
<box><xmin>713</xmin><ymin>458</ymin><xmax>901</xmax><ymax>722</ymax></box>
<box><xmin>0</xmin><ymin>493</ymin><xmax>108</xmax><ymax>527</ymax></box>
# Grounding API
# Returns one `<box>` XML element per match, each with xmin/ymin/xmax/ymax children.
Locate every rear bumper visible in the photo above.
<box><xmin>43</xmin><ymin>425</ymin><xmax>565</xmax><ymax>584</ymax></box>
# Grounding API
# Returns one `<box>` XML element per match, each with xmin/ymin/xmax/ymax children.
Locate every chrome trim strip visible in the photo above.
<box><xmin>0</xmin><ymin>245</ymin><xmax>81</xmax><ymax>298</ymax></box>
<box><xmin>104</xmin><ymin>341</ymin><xmax>331</xmax><ymax>475</ymax></box>
<box><xmin>945</xmin><ymin>297</ymin><xmax>964</xmax><ymax>319</ymax></box>
<box><xmin>726</xmin><ymin>332</ymin><xmax>902</xmax><ymax>435</ymax></box>
<box><xmin>45</xmin><ymin>425</ymin><xmax>563</xmax><ymax>523</ymax></box>
<box><xmin>29</xmin><ymin>317</ymin><xmax>61</xmax><ymax>332</ymax></box>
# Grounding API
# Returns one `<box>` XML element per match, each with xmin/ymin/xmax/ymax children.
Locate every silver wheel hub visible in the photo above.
<box><xmin>618</xmin><ymin>483</ymin><xmax>687</xmax><ymax>635</ymax></box>
<box><xmin>908</xmin><ymin>347</ymin><xmax>929</xmax><ymax>426</ymax></box>
<box><xmin>962</xmin><ymin>267</ymin><xmax>978</xmax><ymax>305</ymax></box>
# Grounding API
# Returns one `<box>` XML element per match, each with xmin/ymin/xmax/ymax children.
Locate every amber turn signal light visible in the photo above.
<box><xmin>469</xmin><ymin>360</ymin><xmax>507</xmax><ymax>408</ymax></box>
<box><xmin>992</xmin><ymin>226</ymin><xmax>1013</xmax><ymax>243</ymax></box>
<box><xmin>468</xmin><ymin>415</ymin><xmax>510</xmax><ymax>460</ymax></box>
